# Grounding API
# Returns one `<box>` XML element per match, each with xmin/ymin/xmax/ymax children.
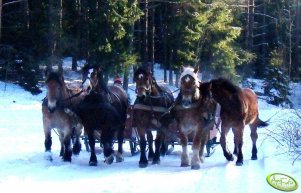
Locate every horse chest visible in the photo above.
<box><xmin>175</xmin><ymin>109</ymin><xmax>200</xmax><ymax>134</ymax></box>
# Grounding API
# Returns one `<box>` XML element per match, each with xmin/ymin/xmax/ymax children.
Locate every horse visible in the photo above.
<box><xmin>207</xmin><ymin>77</ymin><xmax>268</xmax><ymax>166</ymax></box>
<box><xmin>74</xmin><ymin>65</ymin><xmax>128</xmax><ymax>166</ymax></box>
<box><xmin>42</xmin><ymin>70</ymin><xmax>84</xmax><ymax>162</ymax></box>
<box><xmin>133</xmin><ymin>66</ymin><xmax>174</xmax><ymax>168</ymax></box>
<box><xmin>172</xmin><ymin>65</ymin><xmax>218</xmax><ymax>169</ymax></box>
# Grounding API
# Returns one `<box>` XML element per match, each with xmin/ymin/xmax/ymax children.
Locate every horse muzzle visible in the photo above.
<box><xmin>47</xmin><ymin>101</ymin><xmax>57</xmax><ymax>113</ymax></box>
<box><xmin>82</xmin><ymin>79</ymin><xmax>92</xmax><ymax>94</ymax></box>
<box><xmin>135</xmin><ymin>86</ymin><xmax>150</xmax><ymax>97</ymax></box>
<box><xmin>181</xmin><ymin>96</ymin><xmax>192</xmax><ymax>109</ymax></box>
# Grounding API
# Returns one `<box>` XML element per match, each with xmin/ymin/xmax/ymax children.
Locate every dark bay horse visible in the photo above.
<box><xmin>172</xmin><ymin>66</ymin><xmax>218</xmax><ymax>169</ymax></box>
<box><xmin>207</xmin><ymin>77</ymin><xmax>268</xmax><ymax>166</ymax></box>
<box><xmin>133</xmin><ymin>66</ymin><xmax>174</xmax><ymax>168</ymax></box>
<box><xmin>42</xmin><ymin>70</ymin><xmax>84</xmax><ymax>162</ymax></box>
<box><xmin>72</xmin><ymin>65</ymin><xmax>128</xmax><ymax>166</ymax></box>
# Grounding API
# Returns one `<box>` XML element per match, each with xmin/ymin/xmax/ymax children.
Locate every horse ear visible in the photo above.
<box><xmin>194</xmin><ymin>65</ymin><xmax>199</xmax><ymax>73</ymax></box>
<box><xmin>180</xmin><ymin>65</ymin><xmax>185</xmax><ymax>73</ymax></box>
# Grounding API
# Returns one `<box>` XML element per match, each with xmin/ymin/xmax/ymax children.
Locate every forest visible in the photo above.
<box><xmin>0</xmin><ymin>0</ymin><xmax>300</xmax><ymax>107</ymax></box>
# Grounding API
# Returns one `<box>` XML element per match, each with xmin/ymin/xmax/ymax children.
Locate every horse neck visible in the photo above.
<box><xmin>95</xmin><ymin>76</ymin><xmax>109</xmax><ymax>94</ymax></box>
<box><xmin>150</xmin><ymin>79</ymin><xmax>163</xmax><ymax>96</ymax></box>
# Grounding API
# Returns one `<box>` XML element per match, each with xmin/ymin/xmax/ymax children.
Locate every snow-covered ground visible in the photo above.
<box><xmin>0</xmin><ymin>64</ymin><xmax>300</xmax><ymax>193</ymax></box>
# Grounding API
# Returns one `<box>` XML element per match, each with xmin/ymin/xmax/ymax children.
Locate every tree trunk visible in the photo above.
<box><xmin>150</xmin><ymin>6</ymin><xmax>155</xmax><ymax>73</ymax></box>
<box><xmin>248</xmin><ymin>0</ymin><xmax>254</xmax><ymax>50</ymax></box>
<box><xmin>123</xmin><ymin>69</ymin><xmax>129</xmax><ymax>92</ymax></box>
<box><xmin>47</xmin><ymin>0</ymin><xmax>55</xmax><ymax>71</ymax></box>
<box><xmin>142</xmin><ymin>0</ymin><xmax>148</xmax><ymax>64</ymax></box>
<box><xmin>0</xmin><ymin>0</ymin><xmax>3</xmax><ymax>43</ymax></box>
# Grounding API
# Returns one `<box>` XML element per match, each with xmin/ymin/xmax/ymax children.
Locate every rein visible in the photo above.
<box><xmin>63</xmin><ymin>90</ymin><xmax>84</xmax><ymax>102</ymax></box>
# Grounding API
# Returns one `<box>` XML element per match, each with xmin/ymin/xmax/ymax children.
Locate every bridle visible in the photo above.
<box><xmin>135</xmin><ymin>73</ymin><xmax>153</xmax><ymax>96</ymax></box>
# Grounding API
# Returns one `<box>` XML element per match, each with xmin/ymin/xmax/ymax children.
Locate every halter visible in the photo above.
<box><xmin>135</xmin><ymin>73</ymin><xmax>152</xmax><ymax>95</ymax></box>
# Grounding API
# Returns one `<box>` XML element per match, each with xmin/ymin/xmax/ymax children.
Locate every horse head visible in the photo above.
<box><xmin>82</xmin><ymin>65</ymin><xmax>101</xmax><ymax>94</ymax></box>
<box><xmin>179</xmin><ymin>65</ymin><xmax>200</xmax><ymax>108</ymax></box>
<box><xmin>45</xmin><ymin>69</ymin><xmax>65</xmax><ymax>113</ymax></box>
<box><xmin>134</xmin><ymin>66</ymin><xmax>153</xmax><ymax>98</ymax></box>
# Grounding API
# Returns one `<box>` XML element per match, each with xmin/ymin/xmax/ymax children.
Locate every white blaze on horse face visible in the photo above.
<box><xmin>48</xmin><ymin>100</ymin><xmax>57</xmax><ymax>110</ymax></box>
<box><xmin>185</xmin><ymin>76</ymin><xmax>191</xmax><ymax>83</ymax></box>
<box><xmin>138</xmin><ymin>74</ymin><xmax>144</xmax><ymax>79</ymax></box>
<box><xmin>82</xmin><ymin>69</ymin><xmax>93</xmax><ymax>93</ymax></box>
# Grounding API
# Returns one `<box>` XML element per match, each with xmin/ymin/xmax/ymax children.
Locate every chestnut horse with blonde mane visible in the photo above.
<box><xmin>172</xmin><ymin>66</ymin><xmax>218</xmax><ymax>169</ymax></box>
<box><xmin>207</xmin><ymin>77</ymin><xmax>268</xmax><ymax>166</ymax></box>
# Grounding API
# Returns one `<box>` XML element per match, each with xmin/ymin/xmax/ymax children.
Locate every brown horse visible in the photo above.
<box><xmin>133</xmin><ymin>66</ymin><xmax>174</xmax><ymax>168</ymax></box>
<box><xmin>172</xmin><ymin>66</ymin><xmax>218</xmax><ymax>169</ymax></box>
<box><xmin>42</xmin><ymin>70</ymin><xmax>84</xmax><ymax>162</ymax></box>
<box><xmin>207</xmin><ymin>77</ymin><xmax>268</xmax><ymax>166</ymax></box>
<box><xmin>77</xmin><ymin>65</ymin><xmax>128</xmax><ymax>166</ymax></box>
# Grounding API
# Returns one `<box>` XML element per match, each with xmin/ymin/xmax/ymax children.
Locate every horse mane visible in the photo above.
<box><xmin>211</xmin><ymin>77</ymin><xmax>241</xmax><ymax>95</ymax></box>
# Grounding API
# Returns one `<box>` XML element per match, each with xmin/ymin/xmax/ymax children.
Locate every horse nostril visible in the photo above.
<box><xmin>48</xmin><ymin>107</ymin><xmax>55</xmax><ymax>113</ymax></box>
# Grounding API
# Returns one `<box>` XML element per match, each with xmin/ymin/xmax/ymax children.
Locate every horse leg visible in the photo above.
<box><xmin>250</xmin><ymin>123</ymin><xmax>258</xmax><ymax>160</ymax></box>
<box><xmin>72</xmin><ymin>125</ymin><xmax>82</xmax><ymax>155</ymax></box>
<box><xmin>191</xmin><ymin>128</ymin><xmax>203</xmax><ymax>170</ymax></box>
<box><xmin>101</xmin><ymin>128</ymin><xmax>115</xmax><ymax>165</ymax></box>
<box><xmin>137</xmin><ymin>127</ymin><xmax>148</xmax><ymax>168</ymax></box>
<box><xmin>160</xmin><ymin>133</ymin><xmax>168</xmax><ymax>156</ymax></box>
<box><xmin>220</xmin><ymin>124</ymin><xmax>234</xmax><ymax>161</ymax></box>
<box><xmin>43</xmin><ymin>125</ymin><xmax>53</xmax><ymax>161</ymax></box>
<box><xmin>87</xmin><ymin>130</ymin><xmax>97</xmax><ymax>166</ymax></box>
<box><xmin>115</xmin><ymin>126</ymin><xmax>124</xmax><ymax>163</ymax></box>
<box><xmin>146</xmin><ymin>130</ymin><xmax>154</xmax><ymax>161</ymax></box>
<box><xmin>152</xmin><ymin>131</ymin><xmax>162</xmax><ymax>165</ymax></box>
<box><xmin>59</xmin><ymin>131</ymin><xmax>64</xmax><ymax>157</ymax></box>
<box><xmin>179</xmin><ymin>132</ymin><xmax>189</xmax><ymax>167</ymax></box>
<box><xmin>62</xmin><ymin>128</ymin><xmax>73</xmax><ymax>162</ymax></box>
<box><xmin>234</xmin><ymin>124</ymin><xmax>244</xmax><ymax>166</ymax></box>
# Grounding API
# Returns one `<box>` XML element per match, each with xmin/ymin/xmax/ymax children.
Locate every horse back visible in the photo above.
<box><xmin>108</xmin><ymin>85</ymin><xmax>129</xmax><ymax>118</ymax></box>
<box><xmin>157</xmin><ymin>84</ymin><xmax>174</xmax><ymax>106</ymax></box>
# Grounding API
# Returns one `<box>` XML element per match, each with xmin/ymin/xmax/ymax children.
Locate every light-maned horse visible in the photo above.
<box><xmin>76</xmin><ymin>65</ymin><xmax>128</xmax><ymax>166</ymax></box>
<box><xmin>172</xmin><ymin>66</ymin><xmax>218</xmax><ymax>169</ymax></box>
<box><xmin>207</xmin><ymin>77</ymin><xmax>268</xmax><ymax>166</ymax></box>
<box><xmin>133</xmin><ymin>66</ymin><xmax>174</xmax><ymax>168</ymax></box>
<box><xmin>42</xmin><ymin>70</ymin><xmax>84</xmax><ymax>162</ymax></box>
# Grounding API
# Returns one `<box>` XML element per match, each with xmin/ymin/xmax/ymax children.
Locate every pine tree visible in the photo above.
<box><xmin>263</xmin><ymin>49</ymin><xmax>292</xmax><ymax>107</ymax></box>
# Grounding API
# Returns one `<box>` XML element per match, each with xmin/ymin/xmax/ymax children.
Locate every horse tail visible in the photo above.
<box><xmin>257</xmin><ymin>118</ymin><xmax>269</xmax><ymax>128</ymax></box>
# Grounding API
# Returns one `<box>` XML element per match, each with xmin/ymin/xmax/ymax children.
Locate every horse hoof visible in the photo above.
<box><xmin>63</xmin><ymin>157</ymin><xmax>71</xmax><ymax>162</ymax></box>
<box><xmin>191</xmin><ymin>164</ymin><xmax>200</xmax><ymax>170</ymax></box>
<box><xmin>152</xmin><ymin>160</ymin><xmax>160</xmax><ymax>165</ymax></box>
<box><xmin>105</xmin><ymin>155</ymin><xmax>114</xmax><ymax>165</ymax></box>
<box><xmin>251</xmin><ymin>155</ymin><xmax>257</xmax><ymax>160</ymax></box>
<box><xmin>236</xmin><ymin>161</ymin><xmax>243</xmax><ymax>166</ymax></box>
<box><xmin>72</xmin><ymin>144</ymin><xmax>81</xmax><ymax>155</ymax></box>
<box><xmin>44</xmin><ymin>152</ymin><xmax>53</xmax><ymax>161</ymax></box>
<box><xmin>181</xmin><ymin>163</ymin><xmax>190</xmax><ymax>167</ymax></box>
<box><xmin>116</xmin><ymin>156</ymin><xmax>124</xmax><ymax>163</ymax></box>
<box><xmin>225</xmin><ymin>154</ymin><xmax>234</xmax><ymax>161</ymax></box>
<box><xmin>89</xmin><ymin>161</ymin><xmax>98</xmax><ymax>166</ymax></box>
<box><xmin>139</xmin><ymin>162</ymin><xmax>148</xmax><ymax>168</ymax></box>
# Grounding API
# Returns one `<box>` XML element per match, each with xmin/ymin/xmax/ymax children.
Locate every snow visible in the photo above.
<box><xmin>0</xmin><ymin>64</ymin><xmax>300</xmax><ymax>193</ymax></box>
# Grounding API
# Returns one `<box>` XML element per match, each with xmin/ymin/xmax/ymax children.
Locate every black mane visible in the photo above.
<box><xmin>45</xmin><ymin>71</ymin><xmax>63</xmax><ymax>85</ymax></box>
<box><xmin>211</xmin><ymin>77</ymin><xmax>241</xmax><ymax>94</ymax></box>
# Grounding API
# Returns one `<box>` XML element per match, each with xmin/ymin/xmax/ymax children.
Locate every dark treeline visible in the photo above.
<box><xmin>0</xmin><ymin>0</ymin><xmax>300</xmax><ymax>107</ymax></box>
